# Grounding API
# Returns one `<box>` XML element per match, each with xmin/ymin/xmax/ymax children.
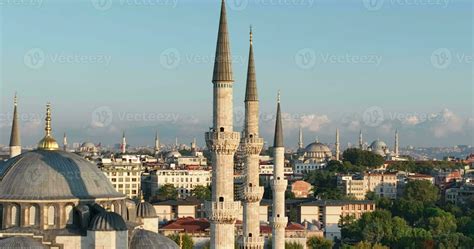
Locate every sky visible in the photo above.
<box><xmin>0</xmin><ymin>0</ymin><xmax>473</xmax><ymax>148</ymax></box>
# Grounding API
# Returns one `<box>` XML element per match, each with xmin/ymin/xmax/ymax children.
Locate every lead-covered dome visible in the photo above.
<box><xmin>136</xmin><ymin>201</ymin><xmax>157</xmax><ymax>218</ymax></box>
<box><xmin>0</xmin><ymin>237</ymin><xmax>45</xmax><ymax>249</ymax></box>
<box><xmin>130</xmin><ymin>229</ymin><xmax>179</xmax><ymax>249</ymax></box>
<box><xmin>88</xmin><ymin>211</ymin><xmax>127</xmax><ymax>231</ymax></box>
<box><xmin>0</xmin><ymin>150</ymin><xmax>124</xmax><ymax>200</ymax></box>
<box><xmin>304</xmin><ymin>142</ymin><xmax>332</xmax><ymax>161</ymax></box>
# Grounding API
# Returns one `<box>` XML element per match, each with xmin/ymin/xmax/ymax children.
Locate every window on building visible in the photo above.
<box><xmin>48</xmin><ymin>206</ymin><xmax>55</xmax><ymax>225</ymax></box>
<box><xmin>11</xmin><ymin>205</ymin><xmax>19</xmax><ymax>226</ymax></box>
<box><xmin>65</xmin><ymin>205</ymin><xmax>74</xmax><ymax>225</ymax></box>
<box><xmin>29</xmin><ymin>205</ymin><xmax>38</xmax><ymax>226</ymax></box>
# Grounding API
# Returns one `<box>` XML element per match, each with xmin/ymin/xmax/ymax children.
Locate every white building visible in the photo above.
<box><xmin>99</xmin><ymin>162</ymin><xmax>143</xmax><ymax>199</ymax></box>
<box><xmin>148</xmin><ymin>170</ymin><xmax>211</xmax><ymax>198</ymax></box>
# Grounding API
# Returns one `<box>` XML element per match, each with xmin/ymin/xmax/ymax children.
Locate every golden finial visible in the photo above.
<box><xmin>37</xmin><ymin>102</ymin><xmax>59</xmax><ymax>151</ymax></box>
<box><xmin>14</xmin><ymin>92</ymin><xmax>18</xmax><ymax>106</ymax></box>
<box><xmin>277</xmin><ymin>90</ymin><xmax>281</xmax><ymax>103</ymax></box>
<box><xmin>250</xmin><ymin>25</ymin><xmax>253</xmax><ymax>45</ymax></box>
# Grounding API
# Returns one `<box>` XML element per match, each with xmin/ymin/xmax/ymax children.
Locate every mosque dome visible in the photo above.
<box><xmin>0</xmin><ymin>150</ymin><xmax>124</xmax><ymax>200</ymax></box>
<box><xmin>81</xmin><ymin>142</ymin><xmax>96</xmax><ymax>149</ymax></box>
<box><xmin>0</xmin><ymin>237</ymin><xmax>45</xmax><ymax>249</ymax></box>
<box><xmin>304</xmin><ymin>141</ymin><xmax>332</xmax><ymax>162</ymax></box>
<box><xmin>305</xmin><ymin>142</ymin><xmax>331</xmax><ymax>154</ymax></box>
<box><xmin>136</xmin><ymin>201</ymin><xmax>157</xmax><ymax>218</ymax></box>
<box><xmin>369</xmin><ymin>140</ymin><xmax>389</xmax><ymax>156</ymax></box>
<box><xmin>166</xmin><ymin>151</ymin><xmax>181</xmax><ymax>158</ymax></box>
<box><xmin>88</xmin><ymin>211</ymin><xmax>128</xmax><ymax>231</ymax></box>
<box><xmin>130</xmin><ymin>229</ymin><xmax>179</xmax><ymax>249</ymax></box>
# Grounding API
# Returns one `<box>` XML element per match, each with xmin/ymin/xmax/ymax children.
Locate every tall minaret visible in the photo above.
<box><xmin>9</xmin><ymin>93</ymin><xmax>21</xmax><ymax>158</ymax></box>
<box><xmin>154</xmin><ymin>131</ymin><xmax>160</xmax><ymax>154</ymax></box>
<box><xmin>359</xmin><ymin>130</ymin><xmax>363</xmax><ymax>150</ymax></box>
<box><xmin>63</xmin><ymin>133</ymin><xmax>68</xmax><ymax>151</ymax></box>
<box><xmin>205</xmin><ymin>1</ymin><xmax>241</xmax><ymax>248</ymax></box>
<box><xmin>394</xmin><ymin>129</ymin><xmax>399</xmax><ymax>157</ymax></box>
<box><xmin>121</xmin><ymin>131</ymin><xmax>127</xmax><ymax>154</ymax></box>
<box><xmin>335</xmin><ymin>128</ymin><xmax>340</xmax><ymax>161</ymax></box>
<box><xmin>240</xmin><ymin>27</ymin><xmax>264</xmax><ymax>249</ymax></box>
<box><xmin>298</xmin><ymin>127</ymin><xmax>304</xmax><ymax>150</ymax></box>
<box><xmin>271</xmin><ymin>92</ymin><xmax>287</xmax><ymax>249</ymax></box>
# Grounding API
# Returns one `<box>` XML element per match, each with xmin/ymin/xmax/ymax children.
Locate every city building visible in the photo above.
<box><xmin>291</xmin><ymin>180</ymin><xmax>313</xmax><ymax>198</ymax></box>
<box><xmin>340</xmin><ymin>172</ymin><xmax>398</xmax><ymax>200</ymax></box>
<box><xmin>99</xmin><ymin>160</ymin><xmax>143</xmax><ymax>199</ymax></box>
<box><xmin>146</xmin><ymin>169</ymin><xmax>212</xmax><ymax>199</ymax></box>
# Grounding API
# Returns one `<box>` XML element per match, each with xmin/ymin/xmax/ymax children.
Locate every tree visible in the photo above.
<box><xmin>285</xmin><ymin>242</ymin><xmax>304</xmax><ymax>249</ymax></box>
<box><xmin>157</xmin><ymin>184</ymin><xmax>178</xmax><ymax>200</ymax></box>
<box><xmin>167</xmin><ymin>233</ymin><xmax>194</xmax><ymax>249</ymax></box>
<box><xmin>351</xmin><ymin>241</ymin><xmax>389</xmax><ymax>249</ymax></box>
<box><xmin>307</xmin><ymin>236</ymin><xmax>333</xmax><ymax>249</ymax></box>
<box><xmin>342</xmin><ymin>148</ymin><xmax>384</xmax><ymax>168</ymax></box>
<box><xmin>403</xmin><ymin>180</ymin><xmax>438</xmax><ymax>204</ymax></box>
<box><xmin>191</xmin><ymin>185</ymin><xmax>211</xmax><ymax>200</ymax></box>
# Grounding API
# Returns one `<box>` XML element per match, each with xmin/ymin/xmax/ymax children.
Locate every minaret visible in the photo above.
<box><xmin>271</xmin><ymin>92</ymin><xmax>287</xmax><ymax>249</ymax></box>
<box><xmin>240</xmin><ymin>27</ymin><xmax>264</xmax><ymax>249</ymax></box>
<box><xmin>154</xmin><ymin>131</ymin><xmax>160</xmax><ymax>154</ymax></box>
<box><xmin>37</xmin><ymin>103</ymin><xmax>59</xmax><ymax>151</ymax></box>
<box><xmin>359</xmin><ymin>130</ymin><xmax>363</xmax><ymax>150</ymax></box>
<box><xmin>63</xmin><ymin>133</ymin><xmax>68</xmax><ymax>151</ymax></box>
<box><xmin>9</xmin><ymin>93</ymin><xmax>21</xmax><ymax>158</ymax></box>
<box><xmin>394</xmin><ymin>130</ymin><xmax>399</xmax><ymax>157</ymax></box>
<box><xmin>335</xmin><ymin>128</ymin><xmax>340</xmax><ymax>161</ymax></box>
<box><xmin>298</xmin><ymin>127</ymin><xmax>303</xmax><ymax>150</ymax></box>
<box><xmin>205</xmin><ymin>1</ymin><xmax>241</xmax><ymax>248</ymax></box>
<box><xmin>121</xmin><ymin>131</ymin><xmax>127</xmax><ymax>154</ymax></box>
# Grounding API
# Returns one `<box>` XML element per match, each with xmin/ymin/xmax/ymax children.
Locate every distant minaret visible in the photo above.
<box><xmin>154</xmin><ymin>131</ymin><xmax>160</xmax><ymax>154</ymax></box>
<box><xmin>271</xmin><ymin>92</ymin><xmax>287</xmax><ymax>249</ymax></box>
<box><xmin>240</xmin><ymin>27</ymin><xmax>264</xmax><ymax>249</ymax></box>
<box><xmin>9</xmin><ymin>93</ymin><xmax>21</xmax><ymax>158</ymax></box>
<box><xmin>191</xmin><ymin>137</ymin><xmax>197</xmax><ymax>151</ymax></box>
<box><xmin>175</xmin><ymin>137</ymin><xmax>178</xmax><ymax>149</ymax></box>
<box><xmin>205</xmin><ymin>1</ymin><xmax>241</xmax><ymax>248</ymax></box>
<box><xmin>63</xmin><ymin>133</ymin><xmax>68</xmax><ymax>151</ymax></box>
<box><xmin>359</xmin><ymin>130</ymin><xmax>363</xmax><ymax>150</ymax></box>
<box><xmin>335</xmin><ymin>128</ymin><xmax>340</xmax><ymax>161</ymax></box>
<box><xmin>298</xmin><ymin>127</ymin><xmax>304</xmax><ymax>149</ymax></box>
<box><xmin>121</xmin><ymin>131</ymin><xmax>127</xmax><ymax>154</ymax></box>
<box><xmin>394</xmin><ymin>130</ymin><xmax>399</xmax><ymax>157</ymax></box>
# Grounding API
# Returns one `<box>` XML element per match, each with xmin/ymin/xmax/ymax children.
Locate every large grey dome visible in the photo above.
<box><xmin>305</xmin><ymin>142</ymin><xmax>331</xmax><ymax>153</ymax></box>
<box><xmin>0</xmin><ymin>236</ymin><xmax>45</xmax><ymax>249</ymax></box>
<box><xmin>88</xmin><ymin>211</ymin><xmax>127</xmax><ymax>231</ymax></box>
<box><xmin>0</xmin><ymin>150</ymin><xmax>124</xmax><ymax>200</ymax></box>
<box><xmin>370</xmin><ymin>140</ymin><xmax>387</xmax><ymax>151</ymax></box>
<box><xmin>136</xmin><ymin>201</ymin><xmax>157</xmax><ymax>218</ymax></box>
<box><xmin>130</xmin><ymin>229</ymin><xmax>179</xmax><ymax>249</ymax></box>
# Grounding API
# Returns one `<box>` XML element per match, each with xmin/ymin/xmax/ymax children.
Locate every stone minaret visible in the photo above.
<box><xmin>121</xmin><ymin>131</ymin><xmax>127</xmax><ymax>154</ymax></box>
<box><xmin>9</xmin><ymin>93</ymin><xmax>21</xmax><ymax>158</ymax></box>
<box><xmin>154</xmin><ymin>131</ymin><xmax>160</xmax><ymax>154</ymax></box>
<box><xmin>205</xmin><ymin>1</ymin><xmax>241</xmax><ymax>248</ymax></box>
<box><xmin>335</xmin><ymin>128</ymin><xmax>340</xmax><ymax>161</ymax></box>
<box><xmin>271</xmin><ymin>92</ymin><xmax>287</xmax><ymax>249</ymax></box>
<box><xmin>298</xmin><ymin>127</ymin><xmax>303</xmax><ymax>150</ymax></box>
<box><xmin>240</xmin><ymin>27</ymin><xmax>264</xmax><ymax>249</ymax></box>
<box><xmin>394</xmin><ymin>130</ymin><xmax>399</xmax><ymax>157</ymax></box>
<box><xmin>359</xmin><ymin>130</ymin><xmax>363</xmax><ymax>150</ymax></box>
<box><xmin>63</xmin><ymin>133</ymin><xmax>68</xmax><ymax>151</ymax></box>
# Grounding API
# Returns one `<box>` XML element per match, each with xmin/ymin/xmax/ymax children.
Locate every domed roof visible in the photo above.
<box><xmin>370</xmin><ymin>140</ymin><xmax>388</xmax><ymax>151</ymax></box>
<box><xmin>81</xmin><ymin>142</ymin><xmax>96</xmax><ymax>148</ymax></box>
<box><xmin>88</xmin><ymin>211</ymin><xmax>127</xmax><ymax>231</ymax></box>
<box><xmin>0</xmin><ymin>236</ymin><xmax>45</xmax><ymax>249</ymax></box>
<box><xmin>166</xmin><ymin>151</ymin><xmax>181</xmax><ymax>158</ymax></box>
<box><xmin>305</xmin><ymin>142</ymin><xmax>331</xmax><ymax>153</ymax></box>
<box><xmin>0</xmin><ymin>150</ymin><xmax>125</xmax><ymax>200</ymax></box>
<box><xmin>130</xmin><ymin>229</ymin><xmax>179</xmax><ymax>249</ymax></box>
<box><xmin>136</xmin><ymin>201</ymin><xmax>157</xmax><ymax>218</ymax></box>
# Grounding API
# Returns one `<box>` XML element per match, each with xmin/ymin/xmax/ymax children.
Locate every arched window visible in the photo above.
<box><xmin>47</xmin><ymin>206</ymin><xmax>55</xmax><ymax>225</ymax></box>
<box><xmin>10</xmin><ymin>205</ymin><xmax>19</xmax><ymax>226</ymax></box>
<box><xmin>65</xmin><ymin>205</ymin><xmax>74</xmax><ymax>225</ymax></box>
<box><xmin>29</xmin><ymin>206</ymin><xmax>38</xmax><ymax>226</ymax></box>
<box><xmin>220</xmin><ymin>127</ymin><xmax>224</xmax><ymax>132</ymax></box>
<box><xmin>219</xmin><ymin>197</ymin><xmax>224</xmax><ymax>202</ymax></box>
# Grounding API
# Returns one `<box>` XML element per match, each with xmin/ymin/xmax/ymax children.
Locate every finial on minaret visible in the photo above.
<box><xmin>37</xmin><ymin>103</ymin><xmax>59</xmax><ymax>150</ymax></box>
<box><xmin>277</xmin><ymin>90</ymin><xmax>281</xmax><ymax>103</ymax></box>
<box><xmin>250</xmin><ymin>25</ymin><xmax>253</xmax><ymax>45</ymax></box>
<box><xmin>13</xmin><ymin>92</ymin><xmax>18</xmax><ymax>106</ymax></box>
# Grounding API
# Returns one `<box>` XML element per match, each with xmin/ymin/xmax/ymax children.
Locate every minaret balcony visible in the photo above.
<box><xmin>205</xmin><ymin>131</ymin><xmax>241</xmax><ymax>155</ymax></box>
<box><xmin>241</xmin><ymin>137</ymin><xmax>264</xmax><ymax>155</ymax></box>
<box><xmin>205</xmin><ymin>201</ymin><xmax>242</xmax><ymax>223</ymax></box>
<box><xmin>239</xmin><ymin>236</ymin><xmax>265</xmax><ymax>249</ymax></box>
<box><xmin>271</xmin><ymin>179</ymin><xmax>288</xmax><ymax>192</ymax></box>
<box><xmin>242</xmin><ymin>186</ymin><xmax>264</xmax><ymax>202</ymax></box>
<box><xmin>270</xmin><ymin>216</ymin><xmax>288</xmax><ymax>229</ymax></box>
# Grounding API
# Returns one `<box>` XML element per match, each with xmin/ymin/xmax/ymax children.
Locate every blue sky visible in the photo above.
<box><xmin>0</xmin><ymin>0</ymin><xmax>472</xmax><ymax>148</ymax></box>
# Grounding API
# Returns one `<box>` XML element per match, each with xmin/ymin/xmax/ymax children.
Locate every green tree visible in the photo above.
<box><xmin>403</xmin><ymin>180</ymin><xmax>439</xmax><ymax>204</ymax></box>
<box><xmin>157</xmin><ymin>184</ymin><xmax>179</xmax><ymax>200</ymax></box>
<box><xmin>352</xmin><ymin>241</ymin><xmax>389</xmax><ymax>249</ymax></box>
<box><xmin>167</xmin><ymin>233</ymin><xmax>194</xmax><ymax>249</ymax></box>
<box><xmin>307</xmin><ymin>236</ymin><xmax>333</xmax><ymax>249</ymax></box>
<box><xmin>342</xmin><ymin>148</ymin><xmax>384</xmax><ymax>168</ymax></box>
<box><xmin>191</xmin><ymin>185</ymin><xmax>211</xmax><ymax>200</ymax></box>
<box><xmin>285</xmin><ymin>241</ymin><xmax>304</xmax><ymax>249</ymax></box>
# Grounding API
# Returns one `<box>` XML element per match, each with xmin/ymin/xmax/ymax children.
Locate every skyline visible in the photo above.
<box><xmin>1</xmin><ymin>0</ymin><xmax>473</xmax><ymax>147</ymax></box>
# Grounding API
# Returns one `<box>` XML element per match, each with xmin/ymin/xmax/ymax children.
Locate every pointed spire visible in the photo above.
<box><xmin>212</xmin><ymin>0</ymin><xmax>233</xmax><ymax>83</ymax></box>
<box><xmin>9</xmin><ymin>93</ymin><xmax>20</xmax><ymax>147</ymax></box>
<box><xmin>63</xmin><ymin>133</ymin><xmax>68</xmax><ymax>151</ymax></box>
<box><xmin>273</xmin><ymin>91</ymin><xmax>283</xmax><ymax>148</ymax></box>
<box><xmin>37</xmin><ymin>103</ymin><xmax>59</xmax><ymax>150</ymax></box>
<box><xmin>245</xmin><ymin>26</ymin><xmax>258</xmax><ymax>102</ymax></box>
<box><xmin>298</xmin><ymin>127</ymin><xmax>303</xmax><ymax>149</ymax></box>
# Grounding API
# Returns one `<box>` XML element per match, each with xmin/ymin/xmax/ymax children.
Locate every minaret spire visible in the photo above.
<box><xmin>212</xmin><ymin>0</ymin><xmax>233</xmax><ymax>83</ymax></box>
<box><xmin>298</xmin><ymin>127</ymin><xmax>303</xmax><ymax>149</ymax></box>
<box><xmin>244</xmin><ymin>27</ymin><xmax>258</xmax><ymax>102</ymax></box>
<box><xmin>394</xmin><ymin>129</ymin><xmax>399</xmax><ymax>157</ymax></box>
<box><xmin>37</xmin><ymin>103</ymin><xmax>59</xmax><ymax>151</ymax></box>
<box><xmin>121</xmin><ymin>131</ymin><xmax>126</xmax><ymax>154</ymax></box>
<box><xmin>359</xmin><ymin>130</ymin><xmax>363</xmax><ymax>150</ymax></box>
<box><xmin>63</xmin><ymin>133</ymin><xmax>68</xmax><ymax>151</ymax></box>
<box><xmin>271</xmin><ymin>91</ymin><xmax>287</xmax><ymax>249</ymax></box>
<box><xmin>154</xmin><ymin>130</ymin><xmax>160</xmax><ymax>154</ymax></box>
<box><xmin>335</xmin><ymin>128</ymin><xmax>340</xmax><ymax>161</ymax></box>
<box><xmin>9</xmin><ymin>93</ymin><xmax>21</xmax><ymax>158</ymax></box>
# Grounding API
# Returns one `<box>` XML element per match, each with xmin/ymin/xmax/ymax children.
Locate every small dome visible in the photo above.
<box><xmin>369</xmin><ymin>140</ymin><xmax>387</xmax><ymax>150</ymax></box>
<box><xmin>305</xmin><ymin>142</ymin><xmax>331</xmax><ymax>153</ymax></box>
<box><xmin>0</xmin><ymin>237</ymin><xmax>45</xmax><ymax>249</ymax></box>
<box><xmin>166</xmin><ymin>151</ymin><xmax>181</xmax><ymax>158</ymax></box>
<box><xmin>130</xmin><ymin>229</ymin><xmax>179</xmax><ymax>249</ymax></box>
<box><xmin>136</xmin><ymin>201</ymin><xmax>157</xmax><ymax>218</ymax></box>
<box><xmin>88</xmin><ymin>211</ymin><xmax>127</xmax><ymax>231</ymax></box>
<box><xmin>81</xmin><ymin>142</ymin><xmax>96</xmax><ymax>148</ymax></box>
